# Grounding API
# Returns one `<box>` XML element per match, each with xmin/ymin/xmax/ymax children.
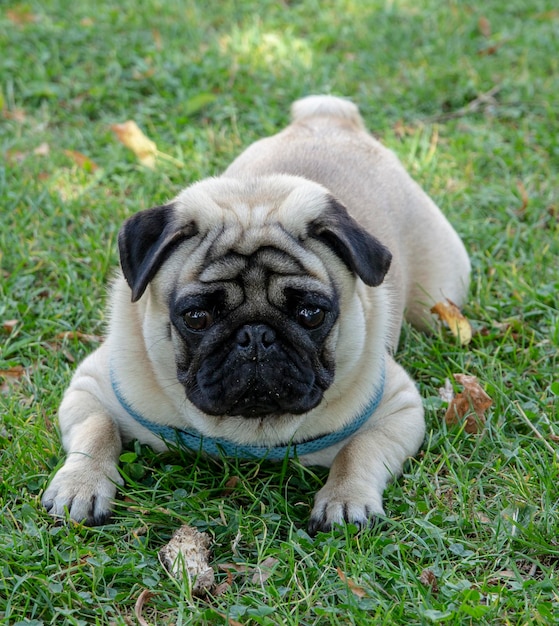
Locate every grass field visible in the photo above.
<box><xmin>1</xmin><ymin>0</ymin><xmax>558</xmax><ymax>624</ymax></box>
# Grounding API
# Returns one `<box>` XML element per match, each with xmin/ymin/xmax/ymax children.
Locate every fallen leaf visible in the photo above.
<box><xmin>251</xmin><ymin>557</ymin><xmax>279</xmax><ymax>585</ymax></box>
<box><xmin>2</xmin><ymin>319</ymin><xmax>18</xmax><ymax>333</ymax></box>
<box><xmin>221</xmin><ymin>475</ymin><xmax>240</xmax><ymax>496</ymax></box>
<box><xmin>218</xmin><ymin>562</ymin><xmax>248</xmax><ymax>575</ymax></box>
<box><xmin>152</xmin><ymin>28</ymin><xmax>163</xmax><ymax>50</ymax></box>
<box><xmin>111</xmin><ymin>120</ymin><xmax>157</xmax><ymax>168</ymax></box>
<box><xmin>337</xmin><ymin>567</ymin><xmax>367</xmax><ymax>598</ymax></box>
<box><xmin>0</xmin><ymin>366</ymin><xmax>25</xmax><ymax>380</ymax></box>
<box><xmin>7</xmin><ymin>8</ymin><xmax>38</xmax><ymax>24</ymax></box>
<box><xmin>478</xmin><ymin>39</ymin><xmax>510</xmax><ymax>56</ymax></box>
<box><xmin>445</xmin><ymin>374</ymin><xmax>493</xmax><ymax>433</ymax></box>
<box><xmin>64</xmin><ymin>150</ymin><xmax>99</xmax><ymax>172</ymax></box>
<box><xmin>478</xmin><ymin>16</ymin><xmax>491</xmax><ymax>37</ymax></box>
<box><xmin>2</xmin><ymin>108</ymin><xmax>26</xmax><ymax>122</ymax></box>
<box><xmin>1</xmin><ymin>366</ymin><xmax>26</xmax><ymax>394</ymax></box>
<box><xmin>213</xmin><ymin>570</ymin><xmax>233</xmax><ymax>596</ymax></box>
<box><xmin>218</xmin><ymin>557</ymin><xmax>278</xmax><ymax>587</ymax></box>
<box><xmin>534</xmin><ymin>10</ymin><xmax>559</xmax><ymax>20</ymax></box>
<box><xmin>158</xmin><ymin>525</ymin><xmax>215</xmax><ymax>596</ymax></box>
<box><xmin>33</xmin><ymin>142</ymin><xmax>50</xmax><ymax>157</ymax></box>
<box><xmin>6</xmin><ymin>150</ymin><xmax>27</xmax><ymax>163</ymax></box>
<box><xmin>133</xmin><ymin>67</ymin><xmax>156</xmax><ymax>80</ymax></box>
<box><xmin>475</xmin><ymin>512</ymin><xmax>492</xmax><ymax>524</ymax></box>
<box><xmin>431</xmin><ymin>299</ymin><xmax>472</xmax><ymax>345</ymax></box>
<box><xmin>393</xmin><ymin>119</ymin><xmax>416</xmax><ymax>139</ymax></box>
<box><xmin>54</xmin><ymin>331</ymin><xmax>102</xmax><ymax>343</ymax></box>
<box><xmin>516</xmin><ymin>180</ymin><xmax>529</xmax><ymax>214</ymax></box>
<box><xmin>134</xmin><ymin>589</ymin><xmax>154</xmax><ymax>626</ymax></box>
<box><xmin>419</xmin><ymin>569</ymin><xmax>439</xmax><ymax>593</ymax></box>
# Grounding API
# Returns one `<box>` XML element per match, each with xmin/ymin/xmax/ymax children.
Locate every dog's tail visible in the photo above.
<box><xmin>291</xmin><ymin>95</ymin><xmax>365</xmax><ymax>129</ymax></box>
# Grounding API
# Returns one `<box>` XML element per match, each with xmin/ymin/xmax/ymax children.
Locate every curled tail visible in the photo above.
<box><xmin>291</xmin><ymin>95</ymin><xmax>365</xmax><ymax>128</ymax></box>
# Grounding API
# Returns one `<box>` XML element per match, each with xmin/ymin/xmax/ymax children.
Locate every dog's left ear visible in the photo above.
<box><xmin>118</xmin><ymin>203</ymin><xmax>197</xmax><ymax>302</ymax></box>
<box><xmin>310</xmin><ymin>197</ymin><xmax>392</xmax><ymax>287</ymax></box>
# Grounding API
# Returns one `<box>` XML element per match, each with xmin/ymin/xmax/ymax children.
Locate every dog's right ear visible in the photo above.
<box><xmin>118</xmin><ymin>203</ymin><xmax>197</xmax><ymax>302</ymax></box>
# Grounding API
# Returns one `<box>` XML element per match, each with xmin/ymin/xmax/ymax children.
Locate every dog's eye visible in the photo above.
<box><xmin>297</xmin><ymin>306</ymin><xmax>325</xmax><ymax>329</ymax></box>
<box><xmin>183</xmin><ymin>309</ymin><xmax>213</xmax><ymax>331</ymax></box>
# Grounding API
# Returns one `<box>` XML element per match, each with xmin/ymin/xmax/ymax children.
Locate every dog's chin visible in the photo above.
<box><xmin>227</xmin><ymin>394</ymin><xmax>322</xmax><ymax>419</ymax></box>
<box><xmin>186</xmin><ymin>386</ymin><xmax>324</xmax><ymax>420</ymax></box>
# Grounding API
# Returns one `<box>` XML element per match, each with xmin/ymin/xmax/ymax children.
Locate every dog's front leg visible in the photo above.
<box><xmin>308</xmin><ymin>359</ymin><xmax>425</xmax><ymax>534</ymax></box>
<box><xmin>42</xmin><ymin>388</ymin><xmax>123</xmax><ymax>525</ymax></box>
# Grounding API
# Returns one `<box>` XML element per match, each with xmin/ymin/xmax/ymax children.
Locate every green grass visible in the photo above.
<box><xmin>1</xmin><ymin>0</ymin><xmax>558</xmax><ymax>624</ymax></box>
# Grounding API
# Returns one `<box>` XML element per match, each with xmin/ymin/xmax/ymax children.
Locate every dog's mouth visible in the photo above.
<box><xmin>227</xmin><ymin>400</ymin><xmax>283</xmax><ymax>419</ymax></box>
<box><xmin>225</xmin><ymin>388</ymin><xmax>319</xmax><ymax>419</ymax></box>
<box><xmin>182</xmin><ymin>360</ymin><xmax>327</xmax><ymax>419</ymax></box>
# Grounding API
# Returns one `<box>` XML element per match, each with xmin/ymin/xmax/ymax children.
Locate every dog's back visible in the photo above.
<box><xmin>225</xmin><ymin>95</ymin><xmax>470</xmax><ymax>332</ymax></box>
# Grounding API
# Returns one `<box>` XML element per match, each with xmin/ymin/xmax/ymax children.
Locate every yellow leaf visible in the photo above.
<box><xmin>431</xmin><ymin>299</ymin><xmax>472</xmax><ymax>345</ymax></box>
<box><xmin>64</xmin><ymin>149</ymin><xmax>99</xmax><ymax>172</ymax></box>
<box><xmin>111</xmin><ymin>121</ymin><xmax>157</xmax><ymax>168</ymax></box>
<box><xmin>337</xmin><ymin>567</ymin><xmax>367</xmax><ymax>598</ymax></box>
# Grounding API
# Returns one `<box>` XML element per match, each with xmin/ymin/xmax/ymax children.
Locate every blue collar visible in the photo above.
<box><xmin>110</xmin><ymin>365</ymin><xmax>385</xmax><ymax>461</ymax></box>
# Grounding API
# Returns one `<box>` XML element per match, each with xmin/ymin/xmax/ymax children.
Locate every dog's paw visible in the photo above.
<box><xmin>308</xmin><ymin>485</ymin><xmax>385</xmax><ymax>535</ymax></box>
<box><xmin>42</xmin><ymin>458</ymin><xmax>123</xmax><ymax>525</ymax></box>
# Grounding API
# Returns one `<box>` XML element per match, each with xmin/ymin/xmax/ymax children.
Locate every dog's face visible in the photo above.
<box><xmin>118</xmin><ymin>175</ymin><xmax>391</xmax><ymax>420</ymax></box>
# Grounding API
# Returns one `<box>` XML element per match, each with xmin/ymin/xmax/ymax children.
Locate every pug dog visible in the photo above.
<box><xmin>42</xmin><ymin>95</ymin><xmax>470</xmax><ymax>533</ymax></box>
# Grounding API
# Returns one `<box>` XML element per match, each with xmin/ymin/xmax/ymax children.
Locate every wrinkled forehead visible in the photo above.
<box><xmin>173</xmin><ymin>175</ymin><xmax>334</xmax><ymax>283</ymax></box>
<box><xmin>173</xmin><ymin>175</ymin><xmax>331</xmax><ymax>238</ymax></box>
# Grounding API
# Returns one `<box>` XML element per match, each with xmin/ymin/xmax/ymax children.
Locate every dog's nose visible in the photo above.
<box><xmin>236</xmin><ymin>324</ymin><xmax>276</xmax><ymax>352</ymax></box>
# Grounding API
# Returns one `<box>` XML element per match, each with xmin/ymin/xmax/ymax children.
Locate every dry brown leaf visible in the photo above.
<box><xmin>64</xmin><ymin>149</ymin><xmax>99</xmax><ymax>172</ymax></box>
<box><xmin>1</xmin><ymin>365</ymin><xmax>25</xmax><ymax>395</ymax></box>
<box><xmin>218</xmin><ymin>558</ymin><xmax>278</xmax><ymax>586</ymax></box>
<box><xmin>111</xmin><ymin>120</ymin><xmax>157</xmax><ymax>168</ymax></box>
<box><xmin>213</xmin><ymin>570</ymin><xmax>233</xmax><ymax>596</ymax></box>
<box><xmin>336</xmin><ymin>567</ymin><xmax>367</xmax><ymax>598</ymax></box>
<box><xmin>516</xmin><ymin>180</ymin><xmax>529</xmax><ymax>214</ymax></box>
<box><xmin>2</xmin><ymin>319</ymin><xmax>18</xmax><ymax>333</ymax></box>
<box><xmin>33</xmin><ymin>142</ymin><xmax>50</xmax><ymax>157</ymax></box>
<box><xmin>478</xmin><ymin>16</ymin><xmax>491</xmax><ymax>37</ymax></box>
<box><xmin>218</xmin><ymin>562</ymin><xmax>249</xmax><ymax>575</ymax></box>
<box><xmin>7</xmin><ymin>8</ymin><xmax>38</xmax><ymax>24</ymax></box>
<box><xmin>445</xmin><ymin>374</ymin><xmax>493</xmax><ymax>434</ymax></box>
<box><xmin>431</xmin><ymin>299</ymin><xmax>472</xmax><ymax>345</ymax></box>
<box><xmin>251</xmin><ymin>557</ymin><xmax>279</xmax><ymax>585</ymax></box>
<box><xmin>0</xmin><ymin>366</ymin><xmax>25</xmax><ymax>380</ymax></box>
<box><xmin>3</xmin><ymin>108</ymin><xmax>26</xmax><ymax>122</ymax></box>
<box><xmin>6</xmin><ymin>150</ymin><xmax>27</xmax><ymax>164</ymax></box>
<box><xmin>134</xmin><ymin>589</ymin><xmax>154</xmax><ymax>626</ymax></box>
<box><xmin>393</xmin><ymin>119</ymin><xmax>416</xmax><ymax>139</ymax></box>
<box><xmin>55</xmin><ymin>331</ymin><xmax>102</xmax><ymax>343</ymax></box>
<box><xmin>419</xmin><ymin>569</ymin><xmax>439</xmax><ymax>593</ymax></box>
<box><xmin>478</xmin><ymin>39</ymin><xmax>509</xmax><ymax>56</ymax></box>
<box><xmin>535</xmin><ymin>10</ymin><xmax>559</xmax><ymax>20</ymax></box>
<box><xmin>221</xmin><ymin>475</ymin><xmax>240</xmax><ymax>496</ymax></box>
